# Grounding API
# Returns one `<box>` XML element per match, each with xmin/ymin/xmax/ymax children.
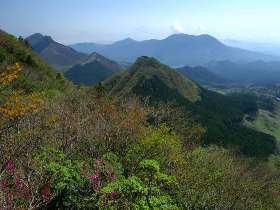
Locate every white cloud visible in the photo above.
<box><xmin>171</xmin><ymin>21</ymin><xmax>185</xmax><ymax>33</ymax></box>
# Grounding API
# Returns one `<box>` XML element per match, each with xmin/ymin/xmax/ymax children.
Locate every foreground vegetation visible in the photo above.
<box><xmin>1</xmin><ymin>31</ymin><xmax>280</xmax><ymax>209</ymax></box>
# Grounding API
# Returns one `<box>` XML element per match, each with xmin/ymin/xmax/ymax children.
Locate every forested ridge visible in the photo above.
<box><xmin>1</xmin><ymin>30</ymin><xmax>280</xmax><ymax>210</ymax></box>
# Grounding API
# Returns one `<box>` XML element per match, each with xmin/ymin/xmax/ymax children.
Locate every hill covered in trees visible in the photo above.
<box><xmin>105</xmin><ymin>56</ymin><xmax>200</xmax><ymax>102</ymax></box>
<box><xmin>104</xmin><ymin>56</ymin><xmax>276</xmax><ymax>157</ymax></box>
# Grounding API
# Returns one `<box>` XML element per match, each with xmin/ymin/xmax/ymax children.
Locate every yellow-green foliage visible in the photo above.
<box><xmin>126</xmin><ymin>125</ymin><xmax>185</xmax><ymax>173</ymax></box>
<box><xmin>178</xmin><ymin>146</ymin><xmax>280</xmax><ymax>210</ymax></box>
<box><xmin>99</xmin><ymin>159</ymin><xmax>179</xmax><ymax>210</ymax></box>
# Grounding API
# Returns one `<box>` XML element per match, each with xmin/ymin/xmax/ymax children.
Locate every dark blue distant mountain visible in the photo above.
<box><xmin>177</xmin><ymin>66</ymin><xmax>230</xmax><ymax>85</ymax></box>
<box><xmin>205</xmin><ymin>60</ymin><xmax>280</xmax><ymax>85</ymax></box>
<box><xmin>26</xmin><ymin>33</ymin><xmax>86</xmax><ymax>70</ymax></box>
<box><xmin>70</xmin><ymin>34</ymin><xmax>277</xmax><ymax>67</ymax></box>
<box><xmin>64</xmin><ymin>52</ymin><xmax>121</xmax><ymax>85</ymax></box>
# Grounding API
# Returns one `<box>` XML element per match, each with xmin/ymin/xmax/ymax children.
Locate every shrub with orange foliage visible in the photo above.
<box><xmin>0</xmin><ymin>91</ymin><xmax>43</xmax><ymax>120</ymax></box>
<box><xmin>0</xmin><ymin>62</ymin><xmax>22</xmax><ymax>87</ymax></box>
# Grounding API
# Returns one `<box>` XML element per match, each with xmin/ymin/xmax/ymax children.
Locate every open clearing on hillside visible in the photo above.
<box><xmin>244</xmin><ymin>102</ymin><xmax>280</xmax><ymax>141</ymax></box>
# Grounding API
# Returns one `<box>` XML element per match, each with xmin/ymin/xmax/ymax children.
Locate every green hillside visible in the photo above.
<box><xmin>105</xmin><ymin>56</ymin><xmax>200</xmax><ymax>103</ymax></box>
<box><xmin>0</xmin><ymin>30</ymin><xmax>65</xmax><ymax>92</ymax></box>
<box><xmin>105</xmin><ymin>56</ymin><xmax>276</xmax><ymax>158</ymax></box>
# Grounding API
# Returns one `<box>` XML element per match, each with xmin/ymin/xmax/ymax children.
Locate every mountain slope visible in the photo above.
<box><xmin>105</xmin><ymin>56</ymin><xmax>200</xmax><ymax>102</ymax></box>
<box><xmin>26</xmin><ymin>33</ymin><xmax>86</xmax><ymax>70</ymax></box>
<box><xmin>70</xmin><ymin>34</ymin><xmax>276</xmax><ymax>66</ymax></box>
<box><xmin>64</xmin><ymin>52</ymin><xmax>122</xmax><ymax>85</ymax></box>
<box><xmin>104</xmin><ymin>56</ymin><xmax>276</xmax><ymax>158</ymax></box>
<box><xmin>0</xmin><ymin>29</ymin><xmax>64</xmax><ymax>91</ymax></box>
<box><xmin>177</xmin><ymin>66</ymin><xmax>230</xmax><ymax>85</ymax></box>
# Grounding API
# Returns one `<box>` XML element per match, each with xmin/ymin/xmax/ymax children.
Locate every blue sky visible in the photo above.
<box><xmin>0</xmin><ymin>0</ymin><xmax>280</xmax><ymax>44</ymax></box>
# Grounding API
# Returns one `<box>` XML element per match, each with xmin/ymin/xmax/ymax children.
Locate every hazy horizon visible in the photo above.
<box><xmin>1</xmin><ymin>0</ymin><xmax>280</xmax><ymax>44</ymax></box>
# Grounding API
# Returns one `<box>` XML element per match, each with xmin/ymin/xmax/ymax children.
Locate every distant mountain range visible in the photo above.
<box><xmin>205</xmin><ymin>60</ymin><xmax>280</xmax><ymax>85</ymax></box>
<box><xmin>70</xmin><ymin>34</ymin><xmax>277</xmax><ymax>67</ymax></box>
<box><xmin>177</xmin><ymin>66</ymin><xmax>230</xmax><ymax>85</ymax></box>
<box><xmin>26</xmin><ymin>33</ymin><xmax>86</xmax><ymax>70</ymax></box>
<box><xmin>64</xmin><ymin>52</ymin><xmax>121</xmax><ymax>85</ymax></box>
<box><xmin>25</xmin><ymin>32</ymin><xmax>280</xmax><ymax>87</ymax></box>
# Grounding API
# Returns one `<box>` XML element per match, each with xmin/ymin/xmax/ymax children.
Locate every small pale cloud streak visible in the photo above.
<box><xmin>171</xmin><ymin>20</ymin><xmax>185</xmax><ymax>33</ymax></box>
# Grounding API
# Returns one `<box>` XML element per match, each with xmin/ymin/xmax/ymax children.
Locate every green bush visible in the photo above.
<box><xmin>99</xmin><ymin>159</ymin><xmax>179</xmax><ymax>209</ymax></box>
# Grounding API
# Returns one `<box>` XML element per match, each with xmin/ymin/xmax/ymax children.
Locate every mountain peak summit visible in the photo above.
<box><xmin>105</xmin><ymin>56</ymin><xmax>200</xmax><ymax>103</ymax></box>
<box><xmin>133</xmin><ymin>56</ymin><xmax>161</xmax><ymax>68</ymax></box>
<box><xmin>27</xmin><ymin>33</ymin><xmax>44</xmax><ymax>40</ymax></box>
<box><xmin>81</xmin><ymin>52</ymin><xmax>121</xmax><ymax>70</ymax></box>
<box><xmin>113</xmin><ymin>37</ymin><xmax>137</xmax><ymax>45</ymax></box>
<box><xmin>26</xmin><ymin>33</ymin><xmax>86</xmax><ymax>68</ymax></box>
<box><xmin>26</xmin><ymin>33</ymin><xmax>55</xmax><ymax>53</ymax></box>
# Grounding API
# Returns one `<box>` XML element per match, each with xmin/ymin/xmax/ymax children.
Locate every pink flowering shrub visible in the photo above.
<box><xmin>87</xmin><ymin>153</ymin><xmax>123</xmax><ymax>194</ymax></box>
<box><xmin>89</xmin><ymin>158</ymin><xmax>119</xmax><ymax>192</ymax></box>
<box><xmin>0</xmin><ymin>159</ymin><xmax>52</xmax><ymax>209</ymax></box>
<box><xmin>41</xmin><ymin>184</ymin><xmax>51</xmax><ymax>202</ymax></box>
<box><xmin>6</xmin><ymin>160</ymin><xmax>15</xmax><ymax>175</ymax></box>
<box><xmin>0</xmin><ymin>152</ymin><xmax>125</xmax><ymax>209</ymax></box>
<box><xmin>0</xmin><ymin>160</ymin><xmax>32</xmax><ymax>209</ymax></box>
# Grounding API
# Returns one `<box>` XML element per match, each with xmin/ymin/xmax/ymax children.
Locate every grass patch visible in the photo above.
<box><xmin>244</xmin><ymin>102</ymin><xmax>280</xmax><ymax>141</ymax></box>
